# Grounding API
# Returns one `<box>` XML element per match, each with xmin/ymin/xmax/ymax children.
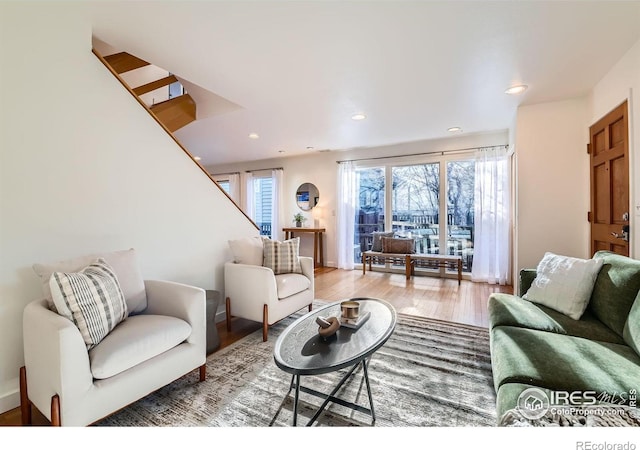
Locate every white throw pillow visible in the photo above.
<box><xmin>522</xmin><ymin>252</ymin><xmax>604</xmax><ymax>320</ymax></box>
<box><xmin>33</xmin><ymin>248</ymin><xmax>147</xmax><ymax>314</ymax></box>
<box><xmin>50</xmin><ymin>258</ymin><xmax>128</xmax><ymax>350</ymax></box>
<box><xmin>228</xmin><ymin>236</ymin><xmax>265</xmax><ymax>266</ymax></box>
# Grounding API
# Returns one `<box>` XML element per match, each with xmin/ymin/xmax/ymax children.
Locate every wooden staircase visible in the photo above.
<box><xmin>92</xmin><ymin>47</ymin><xmax>260</xmax><ymax>233</ymax></box>
<box><xmin>102</xmin><ymin>52</ymin><xmax>196</xmax><ymax>132</ymax></box>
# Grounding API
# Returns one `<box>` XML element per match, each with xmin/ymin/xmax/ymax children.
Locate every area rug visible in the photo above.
<box><xmin>97</xmin><ymin>302</ymin><xmax>497</xmax><ymax>427</ymax></box>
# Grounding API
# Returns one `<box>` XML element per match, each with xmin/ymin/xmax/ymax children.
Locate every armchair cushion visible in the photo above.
<box><xmin>33</xmin><ymin>248</ymin><xmax>147</xmax><ymax>314</ymax></box>
<box><xmin>263</xmin><ymin>237</ymin><xmax>303</xmax><ymax>274</ymax></box>
<box><xmin>49</xmin><ymin>258</ymin><xmax>128</xmax><ymax>350</ymax></box>
<box><xmin>228</xmin><ymin>236</ymin><xmax>265</xmax><ymax>266</ymax></box>
<box><xmin>89</xmin><ymin>314</ymin><xmax>192</xmax><ymax>379</ymax></box>
<box><xmin>275</xmin><ymin>273</ymin><xmax>311</xmax><ymax>299</ymax></box>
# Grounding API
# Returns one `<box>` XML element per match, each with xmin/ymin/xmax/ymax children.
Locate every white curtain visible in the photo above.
<box><xmin>337</xmin><ymin>161</ymin><xmax>357</xmax><ymax>269</ymax></box>
<box><xmin>227</xmin><ymin>173</ymin><xmax>241</xmax><ymax>204</ymax></box>
<box><xmin>241</xmin><ymin>172</ymin><xmax>255</xmax><ymax>220</ymax></box>
<box><xmin>271</xmin><ymin>168</ymin><xmax>284</xmax><ymax>241</ymax></box>
<box><xmin>472</xmin><ymin>146</ymin><xmax>512</xmax><ymax>285</ymax></box>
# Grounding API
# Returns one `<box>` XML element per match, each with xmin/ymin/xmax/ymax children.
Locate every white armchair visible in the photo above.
<box><xmin>21</xmin><ymin>249</ymin><xmax>206</xmax><ymax>426</ymax></box>
<box><xmin>224</xmin><ymin>255</ymin><xmax>314</xmax><ymax>341</ymax></box>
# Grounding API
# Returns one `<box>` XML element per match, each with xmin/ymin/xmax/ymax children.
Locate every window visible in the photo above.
<box><xmin>353</xmin><ymin>156</ymin><xmax>476</xmax><ymax>274</ymax></box>
<box><xmin>217</xmin><ymin>180</ymin><xmax>231</xmax><ymax>195</ymax></box>
<box><xmin>252</xmin><ymin>176</ymin><xmax>273</xmax><ymax>238</ymax></box>
<box><xmin>446</xmin><ymin>160</ymin><xmax>475</xmax><ymax>271</ymax></box>
<box><xmin>354</xmin><ymin>167</ymin><xmax>385</xmax><ymax>259</ymax></box>
<box><xmin>391</xmin><ymin>163</ymin><xmax>440</xmax><ymax>255</ymax></box>
<box><xmin>168</xmin><ymin>73</ymin><xmax>185</xmax><ymax>99</ymax></box>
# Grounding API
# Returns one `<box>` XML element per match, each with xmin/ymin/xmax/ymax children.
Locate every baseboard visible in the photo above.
<box><xmin>0</xmin><ymin>381</ymin><xmax>19</xmax><ymax>414</ymax></box>
<box><xmin>215</xmin><ymin>310</ymin><xmax>226</xmax><ymax>324</ymax></box>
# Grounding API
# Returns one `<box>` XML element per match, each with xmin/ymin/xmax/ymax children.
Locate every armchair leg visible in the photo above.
<box><xmin>262</xmin><ymin>304</ymin><xmax>269</xmax><ymax>342</ymax></box>
<box><xmin>225</xmin><ymin>297</ymin><xmax>231</xmax><ymax>332</ymax></box>
<box><xmin>19</xmin><ymin>366</ymin><xmax>31</xmax><ymax>426</ymax></box>
<box><xmin>199</xmin><ymin>364</ymin><xmax>206</xmax><ymax>382</ymax></box>
<box><xmin>51</xmin><ymin>395</ymin><xmax>61</xmax><ymax>426</ymax></box>
<box><xmin>308</xmin><ymin>304</ymin><xmax>313</xmax><ymax>312</ymax></box>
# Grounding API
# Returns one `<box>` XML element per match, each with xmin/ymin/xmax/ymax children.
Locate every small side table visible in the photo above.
<box><xmin>206</xmin><ymin>290</ymin><xmax>221</xmax><ymax>354</ymax></box>
<box><xmin>283</xmin><ymin>227</ymin><xmax>326</xmax><ymax>267</ymax></box>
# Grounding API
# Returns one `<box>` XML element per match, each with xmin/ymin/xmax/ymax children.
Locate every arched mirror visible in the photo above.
<box><xmin>296</xmin><ymin>183</ymin><xmax>319</xmax><ymax>211</ymax></box>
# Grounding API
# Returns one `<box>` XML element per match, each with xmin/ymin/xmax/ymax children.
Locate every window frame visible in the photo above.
<box><xmin>353</xmin><ymin>151</ymin><xmax>476</xmax><ymax>278</ymax></box>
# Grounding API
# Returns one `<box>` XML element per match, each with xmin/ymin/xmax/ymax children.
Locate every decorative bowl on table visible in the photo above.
<box><xmin>316</xmin><ymin>316</ymin><xmax>340</xmax><ymax>340</ymax></box>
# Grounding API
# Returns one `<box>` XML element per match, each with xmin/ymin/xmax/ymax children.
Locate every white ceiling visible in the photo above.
<box><xmin>88</xmin><ymin>1</ymin><xmax>640</xmax><ymax>166</ymax></box>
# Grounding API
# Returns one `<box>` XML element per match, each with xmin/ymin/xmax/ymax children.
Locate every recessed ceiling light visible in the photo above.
<box><xmin>505</xmin><ymin>85</ymin><xmax>528</xmax><ymax>95</ymax></box>
<box><xmin>447</xmin><ymin>127</ymin><xmax>462</xmax><ymax>133</ymax></box>
<box><xmin>351</xmin><ymin>113</ymin><xmax>366</xmax><ymax>121</ymax></box>
<box><xmin>278</xmin><ymin>150</ymin><xmax>285</xmax><ymax>154</ymax></box>
<box><xmin>248</xmin><ymin>133</ymin><xmax>259</xmax><ymax>139</ymax></box>
<box><xmin>306</xmin><ymin>146</ymin><xmax>314</xmax><ymax>150</ymax></box>
<box><xmin>193</xmin><ymin>156</ymin><xmax>201</xmax><ymax>161</ymax></box>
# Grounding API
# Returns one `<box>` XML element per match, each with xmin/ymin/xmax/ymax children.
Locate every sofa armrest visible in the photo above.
<box><xmin>224</xmin><ymin>262</ymin><xmax>279</xmax><ymax>303</ymax></box>
<box><xmin>299</xmin><ymin>256</ymin><xmax>315</xmax><ymax>295</ymax></box>
<box><xmin>143</xmin><ymin>280</ymin><xmax>206</xmax><ymax>349</ymax></box>
<box><xmin>23</xmin><ymin>299</ymin><xmax>93</xmax><ymax>415</ymax></box>
<box><xmin>519</xmin><ymin>269</ymin><xmax>537</xmax><ymax>296</ymax></box>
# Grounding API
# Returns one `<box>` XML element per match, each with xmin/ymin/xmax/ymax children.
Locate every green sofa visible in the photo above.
<box><xmin>488</xmin><ymin>251</ymin><xmax>640</xmax><ymax>423</ymax></box>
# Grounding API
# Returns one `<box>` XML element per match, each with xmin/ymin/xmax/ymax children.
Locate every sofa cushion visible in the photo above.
<box><xmin>371</xmin><ymin>231</ymin><xmax>394</xmax><ymax>252</ymax></box>
<box><xmin>589</xmin><ymin>251</ymin><xmax>640</xmax><ymax>337</ymax></box>
<box><xmin>381</xmin><ymin>237</ymin><xmax>415</xmax><ymax>254</ymax></box>
<box><xmin>488</xmin><ymin>293</ymin><xmax>625</xmax><ymax>345</ymax></box>
<box><xmin>89</xmin><ymin>314</ymin><xmax>191</xmax><ymax>379</ymax></box>
<box><xmin>275</xmin><ymin>273</ymin><xmax>311</xmax><ymax>299</ymax></box>
<box><xmin>228</xmin><ymin>236</ymin><xmax>265</xmax><ymax>266</ymax></box>
<box><xmin>50</xmin><ymin>258</ymin><xmax>128</xmax><ymax>350</ymax></box>
<box><xmin>623</xmin><ymin>291</ymin><xmax>640</xmax><ymax>355</ymax></box>
<box><xmin>490</xmin><ymin>326</ymin><xmax>640</xmax><ymax>395</ymax></box>
<box><xmin>263</xmin><ymin>237</ymin><xmax>303</xmax><ymax>275</ymax></box>
<box><xmin>522</xmin><ymin>252</ymin><xmax>603</xmax><ymax>320</ymax></box>
<box><xmin>33</xmin><ymin>248</ymin><xmax>147</xmax><ymax>314</ymax></box>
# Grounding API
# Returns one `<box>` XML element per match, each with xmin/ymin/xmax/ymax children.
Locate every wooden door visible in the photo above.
<box><xmin>589</xmin><ymin>100</ymin><xmax>629</xmax><ymax>257</ymax></box>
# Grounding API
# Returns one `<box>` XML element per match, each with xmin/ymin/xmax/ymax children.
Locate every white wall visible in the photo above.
<box><xmin>588</xmin><ymin>38</ymin><xmax>640</xmax><ymax>258</ymax></box>
<box><xmin>515</xmin><ymin>97</ymin><xmax>590</xmax><ymax>271</ymax></box>
<box><xmin>209</xmin><ymin>130</ymin><xmax>509</xmax><ymax>267</ymax></box>
<box><xmin>514</xmin><ymin>38</ymin><xmax>640</xmax><ymax>273</ymax></box>
<box><xmin>0</xmin><ymin>3</ymin><xmax>257</xmax><ymax>413</ymax></box>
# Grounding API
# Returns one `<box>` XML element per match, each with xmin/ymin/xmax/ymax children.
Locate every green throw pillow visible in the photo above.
<box><xmin>623</xmin><ymin>292</ymin><xmax>640</xmax><ymax>355</ymax></box>
<box><xmin>588</xmin><ymin>251</ymin><xmax>640</xmax><ymax>337</ymax></box>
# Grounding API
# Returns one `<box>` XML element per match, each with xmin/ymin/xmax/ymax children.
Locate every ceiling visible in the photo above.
<box><xmin>87</xmin><ymin>1</ymin><xmax>640</xmax><ymax>166</ymax></box>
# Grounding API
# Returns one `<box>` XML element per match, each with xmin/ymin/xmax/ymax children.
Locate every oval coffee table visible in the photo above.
<box><xmin>273</xmin><ymin>297</ymin><xmax>397</xmax><ymax>426</ymax></box>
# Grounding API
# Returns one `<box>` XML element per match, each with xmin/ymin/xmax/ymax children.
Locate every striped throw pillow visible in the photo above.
<box><xmin>49</xmin><ymin>258</ymin><xmax>128</xmax><ymax>350</ymax></box>
<box><xmin>263</xmin><ymin>237</ymin><xmax>303</xmax><ymax>275</ymax></box>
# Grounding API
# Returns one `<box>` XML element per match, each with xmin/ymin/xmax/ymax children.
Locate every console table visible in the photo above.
<box><xmin>283</xmin><ymin>227</ymin><xmax>325</xmax><ymax>267</ymax></box>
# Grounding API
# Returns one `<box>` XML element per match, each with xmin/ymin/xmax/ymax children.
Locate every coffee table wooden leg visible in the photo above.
<box><xmin>458</xmin><ymin>259</ymin><xmax>462</xmax><ymax>285</ymax></box>
<box><xmin>362</xmin><ymin>253</ymin><xmax>366</xmax><ymax>275</ymax></box>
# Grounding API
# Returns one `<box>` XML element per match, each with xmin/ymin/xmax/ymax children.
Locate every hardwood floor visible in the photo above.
<box><xmin>0</xmin><ymin>267</ymin><xmax>511</xmax><ymax>426</ymax></box>
<box><xmin>314</xmin><ymin>267</ymin><xmax>511</xmax><ymax>328</ymax></box>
